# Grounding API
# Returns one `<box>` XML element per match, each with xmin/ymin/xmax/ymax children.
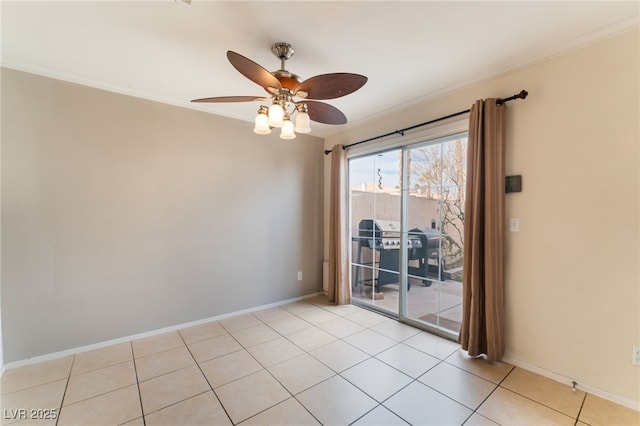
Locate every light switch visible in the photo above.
<box><xmin>509</xmin><ymin>218</ymin><xmax>520</xmax><ymax>232</ymax></box>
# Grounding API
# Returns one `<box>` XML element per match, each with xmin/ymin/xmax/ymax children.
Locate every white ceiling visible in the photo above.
<box><xmin>2</xmin><ymin>1</ymin><xmax>638</xmax><ymax>138</ymax></box>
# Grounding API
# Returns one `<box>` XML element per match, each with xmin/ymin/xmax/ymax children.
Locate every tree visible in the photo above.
<box><xmin>409</xmin><ymin>138</ymin><xmax>467</xmax><ymax>267</ymax></box>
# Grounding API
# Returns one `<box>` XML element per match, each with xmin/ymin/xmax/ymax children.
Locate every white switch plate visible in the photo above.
<box><xmin>633</xmin><ymin>345</ymin><xmax>640</xmax><ymax>366</ymax></box>
<box><xmin>297</xmin><ymin>271</ymin><xmax>303</xmax><ymax>281</ymax></box>
<box><xmin>509</xmin><ymin>218</ymin><xmax>520</xmax><ymax>232</ymax></box>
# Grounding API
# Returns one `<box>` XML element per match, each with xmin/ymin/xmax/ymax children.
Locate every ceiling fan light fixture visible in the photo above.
<box><xmin>192</xmin><ymin>42</ymin><xmax>368</xmax><ymax>140</ymax></box>
<box><xmin>268</xmin><ymin>102</ymin><xmax>284</xmax><ymax>128</ymax></box>
<box><xmin>254</xmin><ymin>106</ymin><xmax>271</xmax><ymax>135</ymax></box>
<box><xmin>294</xmin><ymin>104</ymin><xmax>311</xmax><ymax>134</ymax></box>
<box><xmin>280</xmin><ymin>115</ymin><xmax>296</xmax><ymax>139</ymax></box>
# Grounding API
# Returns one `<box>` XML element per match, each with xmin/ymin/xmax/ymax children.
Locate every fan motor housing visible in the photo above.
<box><xmin>272</xmin><ymin>70</ymin><xmax>302</xmax><ymax>91</ymax></box>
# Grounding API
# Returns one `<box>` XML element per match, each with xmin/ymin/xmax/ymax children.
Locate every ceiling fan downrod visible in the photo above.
<box><xmin>270</xmin><ymin>42</ymin><xmax>295</xmax><ymax>70</ymax></box>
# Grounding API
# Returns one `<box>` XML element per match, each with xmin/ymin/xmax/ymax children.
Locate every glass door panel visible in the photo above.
<box><xmin>404</xmin><ymin>136</ymin><xmax>466</xmax><ymax>335</ymax></box>
<box><xmin>349</xmin><ymin>150</ymin><xmax>401</xmax><ymax>316</ymax></box>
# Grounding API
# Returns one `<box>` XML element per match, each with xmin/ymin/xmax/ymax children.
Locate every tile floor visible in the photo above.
<box><xmin>2</xmin><ymin>295</ymin><xmax>639</xmax><ymax>426</ymax></box>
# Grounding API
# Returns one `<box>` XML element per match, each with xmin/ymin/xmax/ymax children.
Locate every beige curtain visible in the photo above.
<box><xmin>459</xmin><ymin>99</ymin><xmax>506</xmax><ymax>362</ymax></box>
<box><xmin>328</xmin><ymin>144</ymin><xmax>350</xmax><ymax>305</ymax></box>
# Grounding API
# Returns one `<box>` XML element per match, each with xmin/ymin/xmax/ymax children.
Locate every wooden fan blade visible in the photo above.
<box><xmin>191</xmin><ymin>95</ymin><xmax>266</xmax><ymax>103</ymax></box>
<box><xmin>304</xmin><ymin>101</ymin><xmax>347</xmax><ymax>125</ymax></box>
<box><xmin>296</xmin><ymin>73</ymin><xmax>367</xmax><ymax>100</ymax></box>
<box><xmin>227</xmin><ymin>51</ymin><xmax>282</xmax><ymax>92</ymax></box>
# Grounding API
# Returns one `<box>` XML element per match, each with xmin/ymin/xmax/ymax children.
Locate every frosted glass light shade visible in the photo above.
<box><xmin>268</xmin><ymin>103</ymin><xmax>284</xmax><ymax>127</ymax></box>
<box><xmin>280</xmin><ymin>116</ymin><xmax>296</xmax><ymax>139</ymax></box>
<box><xmin>294</xmin><ymin>111</ymin><xmax>311</xmax><ymax>133</ymax></box>
<box><xmin>253</xmin><ymin>110</ymin><xmax>271</xmax><ymax>134</ymax></box>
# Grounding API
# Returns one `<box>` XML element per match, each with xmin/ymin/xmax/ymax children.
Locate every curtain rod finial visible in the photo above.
<box><xmin>518</xmin><ymin>90</ymin><xmax>528</xmax><ymax>100</ymax></box>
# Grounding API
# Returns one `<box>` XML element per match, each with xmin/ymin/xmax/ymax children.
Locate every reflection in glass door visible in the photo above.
<box><xmin>348</xmin><ymin>133</ymin><xmax>467</xmax><ymax>338</ymax></box>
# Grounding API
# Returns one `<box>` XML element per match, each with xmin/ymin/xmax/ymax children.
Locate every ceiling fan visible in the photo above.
<box><xmin>192</xmin><ymin>42</ymin><xmax>368</xmax><ymax>139</ymax></box>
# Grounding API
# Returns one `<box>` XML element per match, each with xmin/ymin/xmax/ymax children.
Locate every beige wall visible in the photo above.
<box><xmin>325</xmin><ymin>30</ymin><xmax>640</xmax><ymax>405</ymax></box>
<box><xmin>1</xmin><ymin>69</ymin><xmax>324</xmax><ymax>362</ymax></box>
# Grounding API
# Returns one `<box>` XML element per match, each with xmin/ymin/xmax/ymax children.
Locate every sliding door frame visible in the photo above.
<box><xmin>347</xmin><ymin>119</ymin><xmax>469</xmax><ymax>340</ymax></box>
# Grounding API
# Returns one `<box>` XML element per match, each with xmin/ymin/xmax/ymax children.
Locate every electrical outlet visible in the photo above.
<box><xmin>297</xmin><ymin>271</ymin><xmax>303</xmax><ymax>281</ymax></box>
<box><xmin>509</xmin><ymin>218</ymin><xmax>520</xmax><ymax>232</ymax></box>
<box><xmin>633</xmin><ymin>345</ymin><xmax>640</xmax><ymax>366</ymax></box>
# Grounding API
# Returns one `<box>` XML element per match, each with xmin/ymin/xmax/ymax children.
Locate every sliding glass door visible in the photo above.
<box><xmin>348</xmin><ymin>132</ymin><xmax>467</xmax><ymax>339</ymax></box>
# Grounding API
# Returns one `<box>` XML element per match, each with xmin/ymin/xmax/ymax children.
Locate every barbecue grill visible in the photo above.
<box><xmin>352</xmin><ymin>219</ymin><xmax>442</xmax><ymax>292</ymax></box>
<box><xmin>408</xmin><ymin>227</ymin><xmax>444</xmax><ymax>286</ymax></box>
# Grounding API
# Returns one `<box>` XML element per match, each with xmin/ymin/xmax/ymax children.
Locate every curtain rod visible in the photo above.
<box><xmin>323</xmin><ymin>89</ymin><xmax>528</xmax><ymax>155</ymax></box>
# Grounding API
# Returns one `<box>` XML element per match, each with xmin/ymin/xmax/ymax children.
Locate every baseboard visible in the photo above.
<box><xmin>4</xmin><ymin>291</ymin><xmax>323</xmax><ymax>371</ymax></box>
<box><xmin>502</xmin><ymin>356</ymin><xmax>640</xmax><ymax>412</ymax></box>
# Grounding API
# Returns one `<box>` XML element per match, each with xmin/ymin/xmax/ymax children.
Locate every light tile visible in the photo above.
<box><xmin>188</xmin><ymin>334</ymin><xmax>242</xmax><ymax>363</ymax></box>
<box><xmin>297</xmin><ymin>307</ymin><xmax>341</xmax><ymax>325</ymax></box>
<box><xmin>64</xmin><ymin>361</ymin><xmax>137</xmax><ymax>405</ymax></box>
<box><xmin>121</xmin><ymin>418</ymin><xmax>145</xmax><ymax>426</ymax></box>
<box><xmin>219</xmin><ymin>313</ymin><xmax>262</xmax><ymax>332</ymax></box>
<box><xmin>403</xmin><ymin>331</ymin><xmax>460</xmax><ymax>359</ymax></box>
<box><xmin>268</xmin><ymin>354</ymin><xmax>335</xmax><ymax>394</ymax></box>
<box><xmin>310</xmin><ymin>340</ymin><xmax>370</xmax><ymax>372</ymax></box>
<box><xmin>501</xmin><ymin>367</ymin><xmax>586</xmax><ymax>418</ymax></box>
<box><xmin>445</xmin><ymin>349</ymin><xmax>513</xmax><ymax>384</ymax></box>
<box><xmin>1</xmin><ymin>356</ymin><xmax>73</xmax><ymax>394</ymax></box>
<box><xmin>344</xmin><ymin>309</ymin><xmax>389</xmax><ymax>328</ymax></box>
<box><xmin>376</xmin><ymin>343</ymin><xmax>440</xmax><ymax>378</ymax></box>
<box><xmin>351</xmin><ymin>405</ymin><xmax>410</xmax><ymax>426</ymax></box>
<box><xmin>252</xmin><ymin>307</ymin><xmax>293</xmax><ymax>323</ymax></box>
<box><xmin>280</xmin><ymin>301</ymin><xmax>317</xmax><ymax>315</ymax></box>
<box><xmin>296</xmin><ymin>375</ymin><xmax>378</xmax><ymax>426</ymax></box>
<box><xmin>464</xmin><ymin>412</ymin><xmax>500</xmax><ymax>425</ymax></box>
<box><xmin>199</xmin><ymin>350</ymin><xmax>263</xmax><ymax>388</ymax></box>
<box><xmin>135</xmin><ymin>346</ymin><xmax>196</xmax><ymax>382</ymax></box>
<box><xmin>178</xmin><ymin>321</ymin><xmax>226</xmax><ymax>344</ymax></box>
<box><xmin>305</xmin><ymin>295</ymin><xmax>332</xmax><ymax>306</ymax></box>
<box><xmin>229</xmin><ymin>323</ymin><xmax>280</xmax><ymax>348</ymax></box>
<box><xmin>477</xmin><ymin>387</ymin><xmax>574</xmax><ymax>425</ymax></box>
<box><xmin>214</xmin><ymin>370</ymin><xmax>290</xmax><ymax>424</ymax></box>
<box><xmin>383</xmin><ymin>381</ymin><xmax>472</xmax><ymax>426</ymax></box>
<box><xmin>132</xmin><ymin>332</ymin><xmax>184</xmax><ymax>359</ymax></box>
<box><xmin>374</xmin><ymin>319</ymin><xmax>421</xmax><ymax>341</ymax></box>
<box><xmin>317</xmin><ymin>303</ymin><xmax>362</xmax><ymax>316</ymax></box>
<box><xmin>246</xmin><ymin>337</ymin><xmax>304</xmax><ymax>368</ymax></box>
<box><xmin>343</xmin><ymin>329</ymin><xmax>398</xmax><ymax>355</ymax></box>
<box><xmin>57</xmin><ymin>385</ymin><xmax>141</xmax><ymax>426</ymax></box>
<box><xmin>138</xmin><ymin>365</ymin><xmax>210</xmax><ymax>414</ymax></box>
<box><xmin>3</xmin><ymin>416</ymin><xmax>58</xmax><ymax>426</ymax></box>
<box><xmin>144</xmin><ymin>391</ymin><xmax>231</xmax><ymax>426</ymax></box>
<box><xmin>317</xmin><ymin>317</ymin><xmax>365</xmax><ymax>338</ymax></box>
<box><xmin>286</xmin><ymin>326</ymin><xmax>338</xmax><ymax>351</ymax></box>
<box><xmin>418</xmin><ymin>362</ymin><xmax>496</xmax><ymax>409</ymax></box>
<box><xmin>579</xmin><ymin>394</ymin><xmax>640</xmax><ymax>426</ymax></box>
<box><xmin>1</xmin><ymin>379</ymin><xmax>66</xmax><ymax>425</ymax></box>
<box><xmin>266</xmin><ymin>316</ymin><xmax>313</xmax><ymax>335</ymax></box>
<box><xmin>239</xmin><ymin>397</ymin><xmax>321</xmax><ymax>426</ymax></box>
<box><xmin>342</xmin><ymin>357</ymin><xmax>412</xmax><ymax>402</ymax></box>
<box><xmin>71</xmin><ymin>342</ymin><xmax>132</xmax><ymax>376</ymax></box>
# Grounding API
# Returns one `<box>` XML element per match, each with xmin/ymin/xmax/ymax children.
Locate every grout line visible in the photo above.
<box><xmin>130</xmin><ymin>341</ymin><xmax>146</xmax><ymax>426</ymax></box>
<box><xmin>177</xmin><ymin>329</ymin><xmax>234</xmax><ymax>425</ymax></box>
<box><xmin>574</xmin><ymin>392</ymin><xmax>588</xmax><ymax>425</ymax></box>
<box><xmin>55</xmin><ymin>355</ymin><xmax>76</xmax><ymax>426</ymax></box>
